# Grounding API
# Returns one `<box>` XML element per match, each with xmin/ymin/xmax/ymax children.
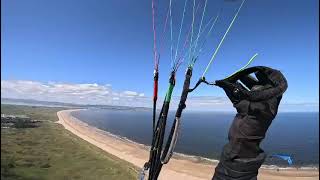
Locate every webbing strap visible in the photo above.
<box><xmin>164</xmin><ymin>72</ymin><xmax>175</xmax><ymax>102</ymax></box>
<box><xmin>152</xmin><ymin>71</ymin><xmax>159</xmax><ymax>131</ymax></box>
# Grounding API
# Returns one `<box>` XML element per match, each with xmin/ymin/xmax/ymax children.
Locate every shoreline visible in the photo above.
<box><xmin>57</xmin><ymin>109</ymin><xmax>319</xmax><ymax>180</ymax></box>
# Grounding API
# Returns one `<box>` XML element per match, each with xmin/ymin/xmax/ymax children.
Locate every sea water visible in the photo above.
<box><xmin>72</xmin><ymin>109</ymin><xmax>319</xmax><ymax>168</ymax></box>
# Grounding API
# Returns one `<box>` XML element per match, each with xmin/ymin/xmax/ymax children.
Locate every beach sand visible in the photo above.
<box><xmin>57</xmin><ymin>109</ymin><xmax>319</xmax><ymax>180</ymax></box>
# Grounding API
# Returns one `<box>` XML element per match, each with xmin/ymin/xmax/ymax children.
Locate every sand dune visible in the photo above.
<box><xmin>57</xmin><ymin>109</ymin><xmax>319</xmax><ymax>180</ymax></box>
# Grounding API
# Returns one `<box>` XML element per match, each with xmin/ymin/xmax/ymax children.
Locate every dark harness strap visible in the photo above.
<box><xmin>188</xmin><ymin>76</ymin><xmax>215</xmax><ymax>92</ymax></box>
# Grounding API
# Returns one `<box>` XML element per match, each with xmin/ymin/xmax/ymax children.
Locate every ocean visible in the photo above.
<box><xmin>72</xmin><ymin>108</ymin><xmax>319</xmax><ymax>168</ymax></box>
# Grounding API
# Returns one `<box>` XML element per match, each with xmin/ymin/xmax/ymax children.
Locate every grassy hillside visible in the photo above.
<box><xmin>1</xmin><ymin>104</ymin><xmax>138</xmax><ymax>180</ymax></box>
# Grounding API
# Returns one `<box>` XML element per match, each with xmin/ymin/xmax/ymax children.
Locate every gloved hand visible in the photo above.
<box><xmin>212</xmin><ymin>66</ymin><xmax>288</xmax><ymax>180</ymax></box>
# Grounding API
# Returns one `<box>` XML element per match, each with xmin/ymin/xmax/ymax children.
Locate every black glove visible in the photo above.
<box><xmin>212</xmin><ymin>66</ymin><xmax>288</xmax><ymax>180</ymax></box>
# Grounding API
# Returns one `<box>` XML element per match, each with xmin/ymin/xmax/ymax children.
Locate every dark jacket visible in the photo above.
<box><xmin>212</xmin><ymin>66</ymin><xmax>288</xmax><ymax>180</ymax></box>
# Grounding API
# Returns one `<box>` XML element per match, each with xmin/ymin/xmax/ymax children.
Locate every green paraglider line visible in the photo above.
<box><xmin>225</xmin><ymin>53</ymin><xmax>258</xmax><ymax>79</ymax></box>
<box><xmin>188</xmin><ymin>0</ymin><xmax>247</xmax><ymax>93</ymax></box>
<box><xmin>202</xmin><ymin>0</ymin><xmax>246</xmax><ymax>77</ymax></box>
<box><xmin>188</xmin><ymin>52</ymin><xmax>257</xmax><ymax>92</ymax></box>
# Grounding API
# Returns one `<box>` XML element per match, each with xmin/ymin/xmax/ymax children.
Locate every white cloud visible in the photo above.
<box><xmin>1</xmin><ymin>80</ymin><xmax>318</xmax><ymax>112</ymax></box>
<box><xmin>1</xmin><ymin>80</ymin><xmax>145</xmax><ymax>107</ymax></box>
<box><xmin>1</xmin><ymin>80</ymin><xmax>233</xmax><ymax>109</ymax></box>
<box><xmin>122</xmin><ymin>91</ymin><xmax>138</xmax><ymax>96</ymax></box>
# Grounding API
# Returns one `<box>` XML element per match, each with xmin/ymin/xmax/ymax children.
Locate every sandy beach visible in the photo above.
<box><xmin>57</xmin><ymin>109</ymin><xmax>319</xmax><ymax>180</ymax></box>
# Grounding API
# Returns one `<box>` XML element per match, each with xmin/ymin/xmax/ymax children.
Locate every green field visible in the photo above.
<box><xmin>1</xmin><ymin>104</ymin><xmax>138</xmax><ymax>180</ymax></box>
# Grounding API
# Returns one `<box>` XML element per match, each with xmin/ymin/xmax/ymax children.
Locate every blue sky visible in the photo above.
<box><xmin>1</xmin><ymin>0</ymin><xmax>319</xmax><ymax>111</ymax></box>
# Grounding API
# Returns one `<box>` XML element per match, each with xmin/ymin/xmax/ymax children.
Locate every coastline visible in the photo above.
<box><xmin>57</xmin><ymin>109</ymin><xmax>319</xmax><ymax>180</ymax></box>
